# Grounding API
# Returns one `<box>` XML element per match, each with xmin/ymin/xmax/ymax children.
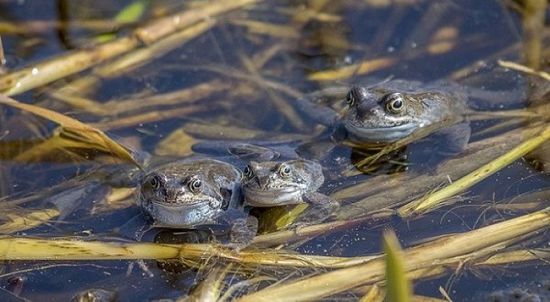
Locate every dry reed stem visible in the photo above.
<box><xmin>185</xmin><ymin>265</ymin><xmax>229</xmax><ymax>301</ymax></box>
<box><xmin>359</xmin><ymin>285</ymin><xmax>384</xmax><ymax>302</ymax></box>
<box><xmin>498</xmin><ymin>59</ymin><xmax>550</xmax><ymax>80</ymax></box>
<box><xmin>477</xmin><ymin>248</ymin><xmax>549</xmax><ymax>265</ymax></box>
<box><xmin>335</xmin><ymin>127</ymin><xmax>535</xmax><ymax>220</ymax></box>
<box><xmin>0</xmin><ymin>36</ymin><xmax>140</xmax><ymax>95</ymax></box>
<box><xmin>0</xmin><ymin>237</ymin><xmax>380</xmax><ymax>269</ymax></box>
<box><xmin>398</xmin><ymin>124</ymin><xmax>550</xmax><ymax>216</ymax></box>
<box><xmin>0</xmin><ymin>94</ymin><xmax>137</xmax><ymax>165</ymax></box>
<box><xmin>92</xmin><ymin>104</ymin><xmax>208</xmax><ymax>131</ymax></box>
<box><xmin>0</xmin><ymin>0</ymin><xmax>259</xmax><ymax>95</ymax></box>
<box><xmin>236</xmin><ymin>208</ymin><xmax>549</xmax><ymax>302</ymax></box>
<box><xmin>308</xmin><ymin>57</ymin><xmax>395</xmax><ymax>81</ymax></box>
<box><xmin>0</xmin><ymin>209</ymin><xmax>59</xmax><ymax>234</ymax></box>
<box><xmin>51</xmin><ymin>20</ymin><xmax>217</xmax><ymax>112</ymax></box>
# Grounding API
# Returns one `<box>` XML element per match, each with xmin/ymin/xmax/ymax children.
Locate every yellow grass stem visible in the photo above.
<box><xmin>398</xmin><ymin>124</ymin><xmax>550</xmax><ymax>216</ymax></box>
<box><xmin>0</xmin><ymin>36</ymin><xmax>139</xmax><ymax>95</ymax></box>
<box><xmin>0</xmin><ymin>94</ymin><xmax>138</xmax><ymax>165</ymax></box>
<box><xmin>0</xmin><ymin>237</ymin><xmax>379</xmax><ymax>268</ymax></box>
<box><xmin>498</xmin><ymin>59</ymin><xmax>550</xmax><ymax>81</ymax></box>
<box><xmin>187</xmin><ymin>265</ymin><xmax>230</xmax><ymax>301</ymax></box>
<box><xmin>51</xmin><ymin>20</ymin><xmax>216</xmax><ymax>111</ymax></box>
<box><xmin>0</xmin><ymin>209</ymin><xmax>59</xmax><ymax>234</ymax></box>
<box><xmin>477</xmin><ymin>248</ymin><xmax>549</xmax><ymax>265</ymax></box>
<box><xmin>359</xmin><ymin>285</ymin><xmax>384</xmax><ymax>302</ymax></box>
<box><xmin>93</xmin><ymin>19</ymin><xmax>216</xmax><ymax>79</ymax></box>
<box><xmin>134</xmin><ymin>0</ymin><xmax>257</xmax><ymax>43</ymax></box>
<box><xmin>308</xmin><ymin>57</ymin><xmax>395</xmax><ymax>81</ymax></box>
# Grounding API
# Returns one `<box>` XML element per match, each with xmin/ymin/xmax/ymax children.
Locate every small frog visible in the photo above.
<box><xmin>242</xmin><ymin>159</ymin><xmax>338</xmax><ymax>226</ymax></box>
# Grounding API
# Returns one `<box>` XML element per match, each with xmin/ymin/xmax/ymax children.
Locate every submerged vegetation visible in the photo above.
<box><xmin>0</xmin><ymin>0</ymin><xmax>548</xmax><ymax>301</ymax></box>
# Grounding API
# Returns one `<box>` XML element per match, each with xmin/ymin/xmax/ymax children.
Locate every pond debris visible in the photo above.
<box><xmin>519</xmin><ymin>0</ymin><xmax>547</xmax><ymax>70</ymax></box>
<box><xmin>359</xmin><ymin>285</ymin><xmax>385</xmax><ymax>302</ymax></box>
<box><xmin>51</xmin><ymin>19</ymin><xmax>217</xmax><ymax>107</ymax></box>
<box><xmin>0</xmin><ymin>1</ymin><xmax>547</xmax><ymax>300</ymax></box>
<box><xmin>0</xmin><ymin>35</ymin><xmax>5</xmax><ymax>67</ymax></box>
<box><xmin>0</xmin><ymin>94</ymin><xmax>138</xmax><ymax>165</ymax></box>
<box><xmin>180</xmin><ymin>265</ymin><xmax>230</xmax><ymax>302</ymax></box>
<box><xmin>308</xmin><ymin>57</ymin><xmax>396</xmax><ymax>82</ymax></box>
<box><xmin>154</xmin><ymin>128</ymin><xmax>195</xmax><ymax>157</ymax></box>
<box><xmin>398</xmin><ymin>124</ymin><xmax>550</xmax><ymax>216</ymax></box>
<box><xmin>498</xmin><ymin>59</ymin><xmax>550</xmax><ymax>81</ymax></box>
<box><xmin>0</xmin><ymin>208</ymin><xmax>59</xmax><ymax>234</ymax></box>
<box><xmin>233</xmin><ymin>49</ymin><xmax>307</xmax><ymax>130</ymax></box>
<box><xmin>333</xmin><ymin>126</ymin><xmax>536</xmax><ymax>221</ymax></box>
<box><xmin>235</xmin><ymin>207</ymin><xmax>549</xmax><ymax>302</ymax></box>
<box><xmin>0</xmin><ymin>236</ymin><xmax>382</xmax><ymax>268</ymax></box>
<box><xmin>0</xmin><ymin>0</ymin><xmax>259</xmax><ymax>95</ymax></box>
<box><xmin>0</xmin><ymin>209</ymin><xmax>546</xmax><ymax>275</ymax></box>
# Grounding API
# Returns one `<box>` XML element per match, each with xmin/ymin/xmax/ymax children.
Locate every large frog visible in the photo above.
<box><xmin>241</xmin><ymin>158</ymin><xmax>339</xmax><ymax>226</ymax></box>
<box><xmin>137</xmin><ymin>158</ymin><xmax>257</xmax><ymax>247</ymax></box>
<box><xmin>341</xmin><ymin>80</ymin><xmax>471</xmax><ymax>149</ymax></box>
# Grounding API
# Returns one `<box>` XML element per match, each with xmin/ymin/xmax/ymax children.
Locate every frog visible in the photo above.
<box><xmin>341</xmin><ymin>80</ymin><xmax>471</xmax><ymax>151</ymax></box>
<box><xmin>285</xmin><ymin>80</ymin><xmax>475</xmax><ymax>175</ymax></box>
<box><xmin>241</xmin><ymin>158</ymin><xmax>339</xmax><ymax>227</ymax></box>
<box><xmin>137</xmin><ymin>158</ymin><xmax>257</xmax><ymax>247</ymax></box>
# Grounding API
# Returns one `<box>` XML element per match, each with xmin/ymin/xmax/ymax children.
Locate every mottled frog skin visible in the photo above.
<box><xmin>242</xmin><ymin>159</ymin><xmax>324</xmax><ymax>207</ymax></box>
<box><xmin>242</xmin><ymin>159</ymin><xmax>338</xmax><ymax>225</ymax></box>
<box><xmin>138</xmin><ymin>158</ymin><xmax>242</xmax><ymax>228</ymax></box>
<box><xmin>342</xmin><ymin>80</ymin><xmax>469</xmax><ymax>143</ymax></box>
<box><xmin>482</xmin><ymin>279</ymin><xmax>550</xmax><ymax>302</ymax></box>
<box><xmin>138</xmin><ymin>158</ymin><xmax>258</xmax><ymax>247</ymax></box>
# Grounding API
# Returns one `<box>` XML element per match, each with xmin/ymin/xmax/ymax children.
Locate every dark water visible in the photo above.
<box><xmin>0</xmin><ymin>0</ymin><xmax>548</xmax><ymax>301</ymax></box>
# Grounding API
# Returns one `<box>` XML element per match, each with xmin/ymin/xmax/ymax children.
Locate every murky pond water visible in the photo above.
<box><xmin>0</xmin><ymin>0</ymin><xmax>548</xmax><ymax>301</ymax></box>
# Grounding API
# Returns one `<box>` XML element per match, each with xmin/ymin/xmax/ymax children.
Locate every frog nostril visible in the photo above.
<box><xmin>165</xmin><ymin>189</ymin><xmax>182</xmax><ymax>203</ymax></box>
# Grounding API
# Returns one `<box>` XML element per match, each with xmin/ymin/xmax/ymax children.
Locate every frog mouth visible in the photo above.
<box><xmin>242</xmin><ymin>185</ymin><xmax>303</xmax><ymax>207</ymax></box>
<box><xmin>343</xmin><ymin>121</ymin><xmax>417</xmax><ymax>142</ymax></box>
<box><xmin>141</xmin><ymin>196</ymin><xmax>223</xmax><ymax>228</ymax></box>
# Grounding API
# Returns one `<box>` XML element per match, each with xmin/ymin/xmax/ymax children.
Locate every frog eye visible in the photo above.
<box><xmin>346</xmin><ymin>90</ymin><xmax>356</xmax><ymax>107</ymax></box>
<box><xmin>384</xmin><ymin>93</ymin><xmax>405</xmax><ymax>114</ymax></box>
<box><xmin>188</xmin><ymin>178</ymin><xmax>202</xmax><ymax>194</ymax></box>
<box><xmin>243</xmin><ymin>165</ymin><xmax>254</xmax><ymax>179</ymax></box>
<box><xmin>278</xmin><ymin>164</ymin><xmax>292</xmax><ymax>178</ymax></box>
<box><xmin>148</xmin><ymin>175</ymin><xmax>162</xmax><ymax>190</ymax></box>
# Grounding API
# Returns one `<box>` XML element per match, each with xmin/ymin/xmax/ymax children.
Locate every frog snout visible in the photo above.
<box><xmin>254</xmin><ymin>175</ymin><xmax>271</xmax><ymax>189</ymax></box>
<box><xmin>165</xmin><ymin>190</ymin><xmax>183</xmax><ymax>203</ymax></box>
